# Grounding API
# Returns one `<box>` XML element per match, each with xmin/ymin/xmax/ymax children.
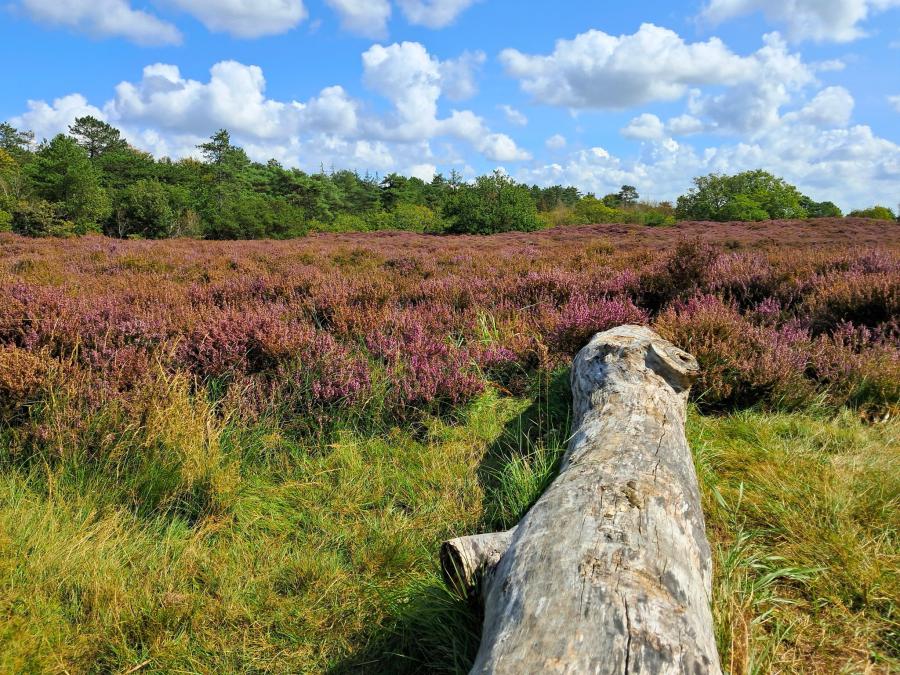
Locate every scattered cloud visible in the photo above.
<box><xmin>12</xmin><ymin>94</ymin><xmax>106</xmax><ymax>142</ymax></box>
<box><xmin>622</xmin><ymin>113</ymin><xmax>665</xmax><ymax>140</ymax></box>
<box><xmin>15</xmin><ymin>0</ymin><xmax>483</xmax><ymax>42</ymax></box>
<box><xmin>440</xmin><ymin>50</ymin><xmax>486</xmax><ymax>101</ymax></box>
<box><xmin>167</xmin><ymin>0</ymin><xmax>307</xmax><ymax>38</ymax></box>
<box><xmin>324</xmin><ymin>0</ymin><xmax>392</xmax><ymax>39</ymax></box>
<box><xmin>499</xmin><ymin>104</ymin><xmax>528</xmax><ymax>126</ymax></box>
<box><xmin>685</xmin><ymin>33</ymin><xmax>814</xmax><ymax>134</ymax></box>
<box><xmin>395</xmin><ymin>0</ymin><xmax>480</xmax><ymax>28</ymax></box>
<box><xmin>16</xmin><ymin>0</ymin><xmax>182</xmax><ymax>45</ymax></box>
<box><xmin>500</xmin><ymin>23</ymin><xmax>756</xmax><ymax>109</ymax></box>
<box><xmin>785</xmin><ymin>86</ymin><xmax>855</xmax><ymax>126</ymax></box>
<box><xmin>408</xmin><ymin>162</ymin><xmax>437</xmax><ymax>180</ymax></box>
<box><xmin>889</xmin><ymin>95</ymin><xmax>900</xmax><ymax>112</ymax></box>
<box><xmin>667</xmin><ymin>114</ymin><xmax>705</xmax><ymax>136</ymax></box>
<box><xmin>545</xmin><ymin>134</ymin><xmax>567</xmax><ymax>150</ymax></box>
<box><xmin>359</xmin><ymin>42</ymin><xmax>529</xmax><ymax>160</ymax></box>
<box><xmin>518</xmin><ymin>86</ymin><xmax>900</xmax><ymax>210</ymax></box>
<box><xmin>701</xmin><ymin>0</ymin><xmax>900</xmax><ymax>43</ymax></box>
<box><xmin>13</xmin><ymin>42</ymin><xmax>529</xmax><ymax>170</ymax></box>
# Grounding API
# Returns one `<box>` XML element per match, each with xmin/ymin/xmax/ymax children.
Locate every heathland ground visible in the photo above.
<box><xmin>0</xmin><ymin>218</ymin><xmax>897</xmax><ymax>673</ymax></box>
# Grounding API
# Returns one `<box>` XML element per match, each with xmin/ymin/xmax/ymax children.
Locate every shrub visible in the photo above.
<box><xmin>365</xmin><ymin>210</ymin><xmax>396</xmax><ymax>231</ymax></box>
<box><xmin>11</xmin><ymin>199</ymin><xmax>78</xmax><ymax>237</ymax></box>
<box><xmin>676</xmin><ymin>170</ymin><xmax>808</xmax><ymax>221</ymax></box>
<box><xmin>847</xmin><ymin>205</ymin><xmax>896</xmax><ymax>221</ymax></box>
<box><xmin>0</xmin><ymin>346</ymin><xmax>49</xmax><ymax>420</ymax></box>
<box><xmin>443</xmin><ymin>172</ymin><xmax>541</xmax><ymax>235</ymax></box>
<box><xmin>114</xmin><ymin>179</ymin><xmax>176</xmax><ymax>239</ymax></box>
<box><xmin>641</xmin><ymin>239</ymin><xmax>722</xmax><ymax>309</ymax></box>
<box><xmin>310</xmin><ymin>213</ymin><xmax>371</xmax><ymax>234</ymax></box>
<box><xmin>800</xmin><ymin>196</ymin><xmax>842</xmax><ymax>218</ymax></box>
<box><xmin>569</xmin><ymin>196</ymin><xmax>622</xmax><ymax>224</ymax></box>
<box><xmin>392</xmin><ymin>203</ymin><xmax>443</xmax><ymax>233</ymax></box>
<box><xmin>638</xmin><ymin>210</ymin><xmax>675</xmax><ymax>227</ymax></box>
<box><xmin>719</xmin><ymin>194</ymin><xmax>769</xmax><ymax>222</ymax></box>
<box><xmin>546</xmin><ymin>295</ymin><xmax>648</xmax><ymax>356</ymax></box>
<box><xmin>654</xmin><ymin>296</ymin><xmax>817</xmax><ymax>410</ymax></box>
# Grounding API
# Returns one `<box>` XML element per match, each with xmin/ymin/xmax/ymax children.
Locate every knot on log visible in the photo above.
<box><xmin>442</xmin><ymin>325</ymin><xmax>722</xmax><ymax>675</ymax></box>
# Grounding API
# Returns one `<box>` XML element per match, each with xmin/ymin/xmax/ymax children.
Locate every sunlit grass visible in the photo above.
<box><xmin>690</xmin><ymin>409</ymin><xmax>899</xmax><ymax>674</ymax></box>
<box><xmin>0</xmin><ymin>387</ymin><xmax>896</xmax><ymax>673</ymax></box>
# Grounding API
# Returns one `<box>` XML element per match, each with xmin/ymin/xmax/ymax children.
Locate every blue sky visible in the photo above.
<box><xmin>2</xmin><ymin>0</ymin><xmax>899</xmax><ymax>209</ymax></box>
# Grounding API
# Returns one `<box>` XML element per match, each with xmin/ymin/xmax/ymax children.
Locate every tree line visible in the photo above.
<box><xmin>0</xmin><ymin>117</ymin><xmax>896</xmax><ymax>239</ymax></box>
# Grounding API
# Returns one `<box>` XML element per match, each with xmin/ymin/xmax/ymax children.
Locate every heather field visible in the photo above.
<box><xmin>1</xmin><ymin>218</ymin><xmax>899</xmax><ymax>673</ymax></box>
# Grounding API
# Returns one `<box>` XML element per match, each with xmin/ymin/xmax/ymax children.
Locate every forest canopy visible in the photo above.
<box><xmin>0</xmin><ymin>118</ymin><xmax>895</xmax><ymax>239</ymax></box>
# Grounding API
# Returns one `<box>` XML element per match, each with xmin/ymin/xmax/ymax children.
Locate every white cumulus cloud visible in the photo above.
<box><xmin>105</xmin><ymin>62</ymin><xmax>315</xmax><ymax>139</ymax></box>
<box><xmin>324</xmin><ymin>0</ymin><xmax>392</xmax><ymax>38</ymax></box>
<box><xmin>395</xmin><ymin>0</ymin><xmax>480</xmax><ymax>28</ymax></box>
<box><xmin>685</xmin><ymin>33</ymin><xmax>814</xmax><ymax>134</ymax></box>
<box><xmin>361</xmin><ymin>42</ymin><xmax>530</xmax><ymax>160</ymax></box>
<box><xmin>518</xmin><ymin>93</ymin><xmax>900</xmax><ymax>211</ymax></box>
<box><xmin>440</xmin><ymin>50</ymin><xmax>486</xmax><ymax>101</ymax></box>
<box><xmin>622</xmin><ymin>113</ymin><xmax>666</xmax><ymax>140</ymax></box>
<box><xmin>499</xmin><ymin>105</ymin><xmax>528</xmax><ymax>126</ymax></box>
<box><xmin>785</xmin><ymin>86</ymin><xmax>855</xmax><ymax>126</ymax></box>
<box><xmin>168</xmin><ymin>0</ymin><xmax>307</xmax><ymax>38</ymax></box>
<box><xmin>11</xmin><ymin>94</ymin><xmax>106</xmax><ymax>142</ymax></box>
<box><xmin>500</xmin><ymin>23</ymin><xmax>756</xmax><ymax>109</ymax></box>
<box><xmin>545</xmin><ymin>134</ymin><xmax>567</xmax><ymax>150</ymax></box>
<box><xmin>702</xmin><ymin>0</ymin><xmax>900</xmax><ymax>42</ymax></box>
<box><xmin>17</xmin><ymin>0</ymin><xmax>181</xmax><ymax>45</ymax></box>
<box><xmin>12</xmin><ymin>42</ymin><xmax>528</xmax><ymax>171</ymax></box>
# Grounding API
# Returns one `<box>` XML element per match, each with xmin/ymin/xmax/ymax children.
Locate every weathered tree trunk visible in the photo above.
<box><xmin>442</xmin><ymin>325</ymin><xmax>721</xmax><ymax>674</ymax></box>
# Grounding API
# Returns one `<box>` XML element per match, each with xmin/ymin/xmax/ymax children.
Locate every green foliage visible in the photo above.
<box><xmin>719</xmin><ymin>193</ymin><xmax>770</xmax><ymax>221</ymax></box>
<box><xmin>114</xmin><ymin>179</ymin><xmax>177</xmax><ymax>239</ymax></box>
<box><xmin>11</xmin><ymin>199</ymin><xmax>78</xmax><ymax>237</ymax></box>
<box><xmin>529</xmin><ymin>184</ymin><xmax>581</xmax><ymax>211</ymax></box>
<box><xmin>94</xmin><ymin>146</ymin><xmax>157</xmax><ymax>191</ymax></box>
<box><xmin>443</xmin><ymin>172</ymin><xmax>541</xmax><ymax>234</ymax></box>
<box><xmin>0</xmin><ymin>122</ymin><xmax>34</xmax><ymax>161</ymax></box>
<box><xmin>571</xmin><ymin>195</ymin><xmax>622</xmax><ymax>223</ymax></box>
<box><xmin>392</xmin><ymin>202</ymin><xmax>443</xmax><ymax>232</ymax></box>
<box><xmin>617</xmin><ymin>184</ymin><xmax>639</xmax><ymax>206</ymax></box>
<box><xmin>0</xmin><ymin>148</ymin><xmax>21</xmax><ymax>213</ymax></box>
<box><xmin>68</xmin><ymin>116</ymin><xmax>128</xmax><ymax>159</ymax></box>
<box><xmin>799</xmin><ymin>196</ymin><xmax>843</xmax><ymax>218</ymax></box>
<box><xmin>639</xmin><ymin>209</ymin><xmax>675</xmax><ymax>227</ymax></box>
<box><xmin>24</xmin><ymin>134</ymin><xmax>111</xmax><ymax>227</ymax></box>
<box><xmin>203</xmin><ymin>191</ymin><xmax>307</xmax><ymax>240</ymax></box>
<box><xmin>380</xmin><ymin>173</ymin><xmax>430</xmax><ymax>210</ymax></box>
<box><xmin>848</xmin><ymin>205</ymin><xmax>896</xmax><ymax>221</ymax></box>
<box><xmin>0</xmin><ymin>118</ymin><xmax>866</xmax><ymax>240</ymax></box>
<box><xmin>676</xmin><ymin>170</ymin><xmax>809</xmax><ymax>221</ymax></box>
<box><xmin>309</xmin><ymin>212</ymin><xmax>371</xmax><ymax>234</ymax></box>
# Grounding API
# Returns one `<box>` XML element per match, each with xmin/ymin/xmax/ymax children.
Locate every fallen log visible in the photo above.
<box><xmin>442</xmin><ymin>325</ymin><xmax>722</xmax><ymax>674</ymax></box>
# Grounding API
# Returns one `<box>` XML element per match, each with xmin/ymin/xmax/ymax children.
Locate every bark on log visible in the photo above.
<box><xmin>442</xmin><ymin>325</ymin><xmax>722</xmax><ymax>674</ymax></box>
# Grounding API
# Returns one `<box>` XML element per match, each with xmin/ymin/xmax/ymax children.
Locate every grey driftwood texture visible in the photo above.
<box><xmin>441</xmin><ymin>325</ymin><xmax>722</xmax><ymax>674</ymax></box>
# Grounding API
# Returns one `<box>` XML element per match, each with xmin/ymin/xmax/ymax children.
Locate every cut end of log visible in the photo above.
<box><xmin>440</xmin><ymin>531</ymin><xmax>514</xmax><ymax>598</ymax></box>
<box><xmin>439</xmin><ymin>539</ymin><xmax>473</xmax><ymax>594</ymax></box>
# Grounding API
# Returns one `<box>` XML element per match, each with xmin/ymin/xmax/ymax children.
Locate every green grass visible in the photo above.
<box><xmin>0</xmin><ymin>381</ymin><xmax>897</xmax><ymax>673</ymax></box>
<box><xmin>691</xmin><ymin>410</ymin><xmax>899</xmax><ymax>674</ymax></box>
